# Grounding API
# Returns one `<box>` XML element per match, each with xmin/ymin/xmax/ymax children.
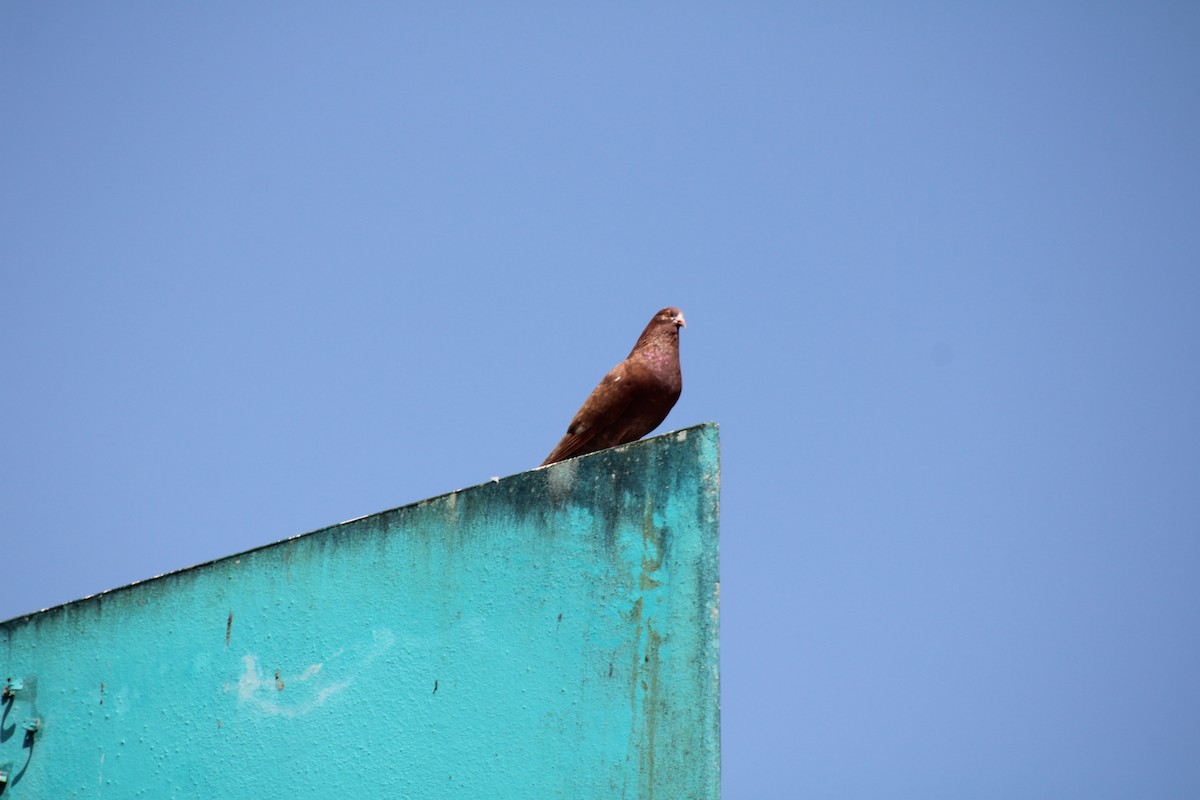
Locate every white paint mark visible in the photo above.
<box><xmin>296</xmin><ymin>663</ymin><xmax>323</xmax><ymax>682</ymax></box>
<box><xmin>546</xmin><ymin>457</ymin><xmax>579</xmax><ymax>495</ymax></box>
<box><xmin>233</xmin><ymin>628</ymin><xmax>395</xmax><ymax>718</ymax></box>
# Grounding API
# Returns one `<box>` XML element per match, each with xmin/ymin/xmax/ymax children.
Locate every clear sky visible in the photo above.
<box><xmin>3</xmin><ymin>4</ymin><xmax>1199</xmax><ymax>796</ymax></box>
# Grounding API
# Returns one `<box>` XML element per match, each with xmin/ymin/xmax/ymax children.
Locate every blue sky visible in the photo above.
<box><xmin>3</xmin><ymin>4</ymin><xmax>1199</xmax><ymax>796</ymax></box>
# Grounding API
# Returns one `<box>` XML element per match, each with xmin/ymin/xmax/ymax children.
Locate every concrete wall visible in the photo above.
<box><xmin>0</xmin><ymin>423</ymin><xmax>720</xmax><ymax>799</ymax></box>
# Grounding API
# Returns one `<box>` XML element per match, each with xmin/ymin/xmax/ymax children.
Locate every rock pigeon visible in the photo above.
<box><xmin>542</xmin><ymin>307</ymin><xmax>686</xmax><ymax>466</ymax></box>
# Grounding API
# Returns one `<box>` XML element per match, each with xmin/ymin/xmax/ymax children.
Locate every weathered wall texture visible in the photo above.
<box><xmin>0</xmin><ymin>423</ymin><xmax>720</xmax><ymax>799</ymax></box>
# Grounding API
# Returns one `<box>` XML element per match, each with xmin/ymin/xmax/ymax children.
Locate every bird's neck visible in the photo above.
<box><xmin>630</xmin><ymin>329</ymin><xmax>679</xmax><ymax>366</ymax></box>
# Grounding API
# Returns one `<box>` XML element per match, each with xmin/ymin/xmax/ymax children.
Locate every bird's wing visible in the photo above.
<box><xmin>541</xmin><ymin>363</ymin><xmax>638</xmax><ymax>465</ymax></box>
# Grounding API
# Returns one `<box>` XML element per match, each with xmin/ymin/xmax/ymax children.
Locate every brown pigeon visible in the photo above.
<box><xmin>541</xmin><ymin>307</ymin><xmax>686</xmax><ymax>466</ymax></box>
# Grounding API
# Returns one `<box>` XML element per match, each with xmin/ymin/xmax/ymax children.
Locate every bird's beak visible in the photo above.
<box><xmin>676</xmin><ymin>314</ymin><xmax>686</xmax><ymax>328</ymax></box>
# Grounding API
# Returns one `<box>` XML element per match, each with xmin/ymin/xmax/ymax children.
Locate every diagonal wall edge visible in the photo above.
<box><xmin>0</xmin><ymin>422</ymin><xmax>720</xmax><ymax>799</ymax></box>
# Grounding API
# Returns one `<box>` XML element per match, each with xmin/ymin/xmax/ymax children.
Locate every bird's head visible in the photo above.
<box><xmin>656</xmin><ymin>307</ymin><xmax>686</xmax><ymax>329</ymax></box>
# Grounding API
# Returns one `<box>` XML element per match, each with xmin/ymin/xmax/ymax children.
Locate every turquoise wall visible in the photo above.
<box><xmin>0</xmin><ymin>423</ymin><xmax>719</xmax><ymax>798</ymax></box>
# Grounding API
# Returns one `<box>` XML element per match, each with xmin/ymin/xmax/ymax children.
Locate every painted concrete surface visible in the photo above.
<box><xmin>0</xmin><ymin>423</ymin><xmax>720</xmax><ymax>799</ymax></box>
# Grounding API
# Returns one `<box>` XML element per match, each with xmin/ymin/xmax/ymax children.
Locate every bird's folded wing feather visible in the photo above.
<box><xmin>542</xmin><ymin>365</ymin><xmax>636</xmax><ymax>465</ymax></box>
